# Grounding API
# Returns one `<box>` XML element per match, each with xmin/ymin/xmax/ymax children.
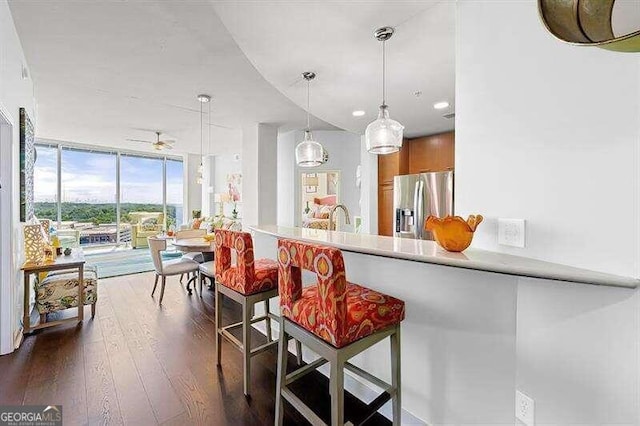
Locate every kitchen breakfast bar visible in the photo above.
<box><xmin>251</xmin><ymin>225</ymin><xmax>640</xmax><ymax>424</ymax></box>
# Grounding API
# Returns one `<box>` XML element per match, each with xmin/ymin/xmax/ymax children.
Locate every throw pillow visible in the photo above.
<box><xmin>315</xmin><ymin>205</ymin><xmax>332</xmax><ymax>220</ymax></box>
<box><xmin>141</xmin><ymin>217</ymin><xmax>158</xmax><ymax>231</ymax></box>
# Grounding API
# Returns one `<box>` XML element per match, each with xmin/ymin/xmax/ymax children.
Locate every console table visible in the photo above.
<box><xmin>21</xmin><ymin>249</ymin><xmax>85</xmax><ymax>334</ymax></box>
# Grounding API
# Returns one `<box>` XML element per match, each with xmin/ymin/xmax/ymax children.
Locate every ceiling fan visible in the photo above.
<box><xmin>126</xmin><ymin>131</ymin><xmax>175</xmax><ymax>150</ymax></box>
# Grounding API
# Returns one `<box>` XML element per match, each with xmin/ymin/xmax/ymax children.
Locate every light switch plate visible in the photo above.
<box><xmin>498</xmin><ymin>218</ymin><xmax>526</xmax><ymax>248</ymax></box>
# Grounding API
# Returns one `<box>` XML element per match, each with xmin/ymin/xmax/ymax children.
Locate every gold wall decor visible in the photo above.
<box><xmin>539</xmin><ymin>0</ymin><xmax>640</xmax><ymax>52</ymax></box>
<box><xmin>24</xmin><ymin>224</ymin><xmax>45</xmax><ymax>264</ymax></box>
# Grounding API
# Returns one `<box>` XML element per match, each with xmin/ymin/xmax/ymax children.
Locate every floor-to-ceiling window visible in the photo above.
<box><xmin>33</xmin><ymin>142</ymin><xmax>184</xmax><ymax>249</ymax></box>
<box><xmin>119</xmin><ymin>154</ymin><xmax>165</xmax><ymax>245</ymax></box>
<box><xmin>33</xmin><ymin>144</ymin><xmax>58</xmax><ymax>221</ymax></box>
<box><xmin>61</xmin><ymin>147</ymin><xmax>117</xmax><ymax>246</ymax></box>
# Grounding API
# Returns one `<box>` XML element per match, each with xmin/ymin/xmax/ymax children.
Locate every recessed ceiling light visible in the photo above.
<box><xmin>433</xmin><ymin>101</ymin><xmax>449</xmax><ymax>110</ymax></box>
<box><xmin>352</xmin><ymin>110</ymin><xmax>365</xmax><ymax>117</ymax></box>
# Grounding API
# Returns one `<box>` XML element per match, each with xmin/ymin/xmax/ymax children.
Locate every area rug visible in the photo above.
<box><xmin>85</xmin><ymin>248</ymin><xmax>182</xmax><ymax>279</ymax></box>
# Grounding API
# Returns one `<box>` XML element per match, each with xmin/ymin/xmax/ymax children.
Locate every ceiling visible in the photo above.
<box><xmin>213</xmin><ymin>0</ymin><xmax>456</xmax><ymax>138</ymax></box>
<box><xmin>9</xmin><ymin>0</ymin><xmax>456</xmax><ymax>155</ymax></box>
<box><xmin>8</xmin><ymin>0</ymin><xmax>333</xmax><ymax>155</ymax></box>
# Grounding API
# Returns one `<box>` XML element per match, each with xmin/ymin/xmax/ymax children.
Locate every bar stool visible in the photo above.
<box><xmin>275</xmin><ymin>238</ymin><xmax>405</xmax><ymax>426</ymax></box>
<box><xmin>214</xmin><ymin>229</ymin><xmax>302</xmax><ymax>397</ymax></box>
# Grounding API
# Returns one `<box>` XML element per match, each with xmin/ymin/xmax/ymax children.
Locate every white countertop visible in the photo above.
<box><xmin>251</xmin><ymin>225</ymin><xmax>639</xmax><ymax>289</ymax></box>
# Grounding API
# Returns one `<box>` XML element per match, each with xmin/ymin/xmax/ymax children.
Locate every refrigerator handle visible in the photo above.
<box><xmin>413</xmin><ymin>181</ymin><xmax>424</xmax><ymax>239</ymax></box>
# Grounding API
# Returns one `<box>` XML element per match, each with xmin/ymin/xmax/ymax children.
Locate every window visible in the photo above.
<box><xmin>34</xmin><ymin>142</ymin><xmax>184</xmax><ymax>249</ymax></box>
<box><xmin>33</xmin><ymin>145</ymin><xmax>58</xmax><ymax>221</ymax></box>
<box><xmin>61</xmin><ymin>148</ymin><xmax>117</xmax><ymax>246</ymax></box>
<box><xmin>120</xmin><ymin>154</ymin><xmax>164</xmax><ymax>244</ymax></box>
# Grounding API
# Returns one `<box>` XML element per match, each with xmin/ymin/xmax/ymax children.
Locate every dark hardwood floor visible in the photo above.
<box><xmin>0</xmin><ymin>272</ymin><xmax>391</xmax><ymax>425</ymax></box>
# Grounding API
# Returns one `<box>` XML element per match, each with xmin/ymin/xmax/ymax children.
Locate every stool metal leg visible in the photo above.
<box><xmin>242</xmin><ymin>299</ymin><xmax>252</xmax><ymax>396</ymax></box>
<box><xmin>215</xmin><ymin>283</ymin><xmax>222</xmax><ymax>366</ymax></box>
<box><xmin>390</xmin><ymin>325</ymin><xmax>401</xmax><ymax>425</ymax></box>
<box><xmin>275</xmin><ymin>318</ymin><xmax>288</xmax><ymax>426</ymax></box>
<box><xmin>330</xmin><ymin>359</ymin><xmax>345</xmax><ymax>426</ymax></box>
<box><xmin>264</xmin><ymin>300</ymin><xmax>272</xmax><ymax>342</ymax></box>
<box><xmin>295</xmin><ymin>340</ymin><xmax>303</xmax><ymax>365</ymax></box>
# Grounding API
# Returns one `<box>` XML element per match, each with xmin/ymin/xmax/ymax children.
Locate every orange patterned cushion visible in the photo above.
<box><xmin>290</xmin><ymin>283</ymin><xmax>405</xmax><ymax>348</ymax></box>
<box><xmin>220</xmin><ymin>258</ymin><xmax>278</xmax><ymax>295</ymax></box>
<box><xmin>277</xmin><ymin>238</ymin><xmax>405</xmax><ymax>348</ymax></box>
<box><xmin>214</xmin><ymin>229</ymin><xmax>279</xmax><ymax>295</ymax></box>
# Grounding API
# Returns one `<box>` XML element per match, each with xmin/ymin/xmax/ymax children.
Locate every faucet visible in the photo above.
<box><xmin>328</xmin><ymin>204</ymin><xmax>351</xmax><ymax>231</ymax></box>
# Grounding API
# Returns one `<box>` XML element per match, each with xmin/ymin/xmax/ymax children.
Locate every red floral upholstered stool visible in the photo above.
<box><xmin>275</xmin><ymin>239</ymin><xmax>405</xmax><ymax>426</ymax></box>
<box><xmin>214</xmin><ymin>229</ymin><xmax>301</xmax><ymax>397</ymax></box>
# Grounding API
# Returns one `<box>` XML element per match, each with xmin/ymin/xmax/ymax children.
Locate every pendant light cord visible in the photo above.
<box><xmin>200</xmin><ymin>100</ymin><xmax>203</xmax><ymax>160</ymax></box>
<box><xmin>382</xmin><ymin>40</ymin><xmax>386</xmax><ymax>107</ymax></box>
<box><xmin>208</xmin><ymin>100</ymin><xmax>211</xmax><ymax>154</ymax></box>
<box><xmin>306</xmin><ymin>78</ymin><xmax>311</xmax><ymax>131</ymax></box>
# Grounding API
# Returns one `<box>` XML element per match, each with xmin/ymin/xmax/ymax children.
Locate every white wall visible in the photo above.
<box><xmin>277</xmin><ymin>130</ymin><xmax>361</xmax><ymax>232</ymax></box>
<box><xmin>359</xmin><ymin>135</ymin><xmax>378</xmax><ymax>234</ymax></box>
<box><xmin>242</xmin><ymin>123</ymin><xmax>277</xmax><ymax>227</ymax></box>
<box><xmin>186</xmin><ymin>153</ymin><xmax>202</xmax><ymax>220</ymax></box>
<box><xmin>210</xmin><ymin>153</ymin><xmax>242</xmax><ymax>217</ymax></box>
<box><xmin>457</xmin><ymin>1</ymin><xmax>640</xmax><ymax>424</ymax></box>
<box><xmin>277</xmin><ymin>130</ymin><xmax>296</xmax><ymax>227</ymax></box>
<box><xmin>456</xmin><ymin>0</ymin><xmax>640</xmax><ymax>277</ymax></box>
<box><xmin>0</xmin><ymin>0</ymin><xmax>35</xmax><ymax>354</ymax></box>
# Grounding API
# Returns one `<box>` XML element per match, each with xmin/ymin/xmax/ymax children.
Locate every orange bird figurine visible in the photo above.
<box><xmin>425</xmin><ymin>214</ymin><xmax>483</xmax><ymax>252</ymax></box>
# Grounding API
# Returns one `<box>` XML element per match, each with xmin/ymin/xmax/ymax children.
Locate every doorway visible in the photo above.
<box><xmin>0</xmin><ymin>105</ymin><xmax>15</xmax><ymax>354</ymax></box>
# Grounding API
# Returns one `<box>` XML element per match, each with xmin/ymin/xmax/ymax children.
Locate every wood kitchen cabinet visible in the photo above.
<box><xmin>377</xmin><ymin>131</ymin><xmax>454</xmax><ymax>236</ymax></box>
<box><xmin>408</xmin><ymin>131</ymin><xmax>455</xmax><ymax>174</ymax></box>
<box><xmin>377</xmin><ymin>144</ymin><xmax>409</xmax><ymax>185</ymax></box>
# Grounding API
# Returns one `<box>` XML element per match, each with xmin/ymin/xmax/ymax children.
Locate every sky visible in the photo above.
<box><xmin>34</xmin><ymin>145</ymin><xmax>183</xmax><ymax>205</ymax></box>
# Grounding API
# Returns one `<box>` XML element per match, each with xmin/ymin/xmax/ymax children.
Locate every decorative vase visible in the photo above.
<box><xmin>425</xmin><ymin>215</ymin><xmax>483</xmax><ymax>252</ymax></box>
<box><xmin>304</xmin><ymin>201</ymin><xmax>310</xmax><ymax>214</ymax></box>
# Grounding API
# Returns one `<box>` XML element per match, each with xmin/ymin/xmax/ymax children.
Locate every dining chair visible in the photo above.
<box><xmin>148</xmin><ymin>236</ymin><xmax>200</xmax><ymax>304</ymax></box>
<box><xmin>175</xmin><ymin>228</ymin><xmax>207</xmax><ymax>287</ymax></box>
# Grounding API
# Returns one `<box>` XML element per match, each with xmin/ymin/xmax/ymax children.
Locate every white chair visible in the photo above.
<box><xmin>198</xmin><ymin>261</ymin><xmax>215</xmax><ymax>297</ymax></box>
<box><xmin>175</xmin><ymin>228</ymin><xmax>207</xmax><ymax>288</ymax></box>
<box><xmin>148</xmin><ymin>237</ymin><xmax>200</xmax><ymax>304</ymax></box>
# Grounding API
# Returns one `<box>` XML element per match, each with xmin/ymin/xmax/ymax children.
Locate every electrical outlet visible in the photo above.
<box><xmin>498</xmin><ymin>218</ymin><xmax>526</xmax><ymax>248</ymax></box>
<box><xmin>515</xmin><ymin>390</ymin><xmax>535</xmax><ymax>426</ymax></box>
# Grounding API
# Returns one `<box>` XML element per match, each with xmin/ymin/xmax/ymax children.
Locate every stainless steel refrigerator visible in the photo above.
<box><xmin>393</xmin><ymin>171</ymin><xmax>454</xmax><ymax>240</ymax></box>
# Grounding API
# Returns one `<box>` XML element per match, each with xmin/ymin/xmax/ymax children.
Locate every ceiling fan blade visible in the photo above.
<box><xmin>126</xmin><ymin>138</ymin><xmax>153</xmax><ymax>143</ymax></box>
<box><xmin>160</xmin><ymin>140</ymin><xmax>176</xmax><ymax>145</ymax></box>
<box><xmin>208</xmin><ymin>122</ymin><xmax>234</xmax><ymax>130</ymax></box>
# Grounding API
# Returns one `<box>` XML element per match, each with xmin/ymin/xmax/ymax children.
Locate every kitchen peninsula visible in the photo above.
<box><xmin>251</xmin><ymin>225</ymin><xmax>640</xmax><ymax>424</ymax></box>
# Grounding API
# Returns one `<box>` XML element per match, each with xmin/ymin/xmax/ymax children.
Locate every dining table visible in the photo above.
<box><xmin>172</xmin><ymin>237</ymin><xmax>216</xmax><ymax>261</ymax></box>
<box><xmin>172</xmin><ymin>237</ymin><xmax>216</xmax><ymax>293</ymax></box>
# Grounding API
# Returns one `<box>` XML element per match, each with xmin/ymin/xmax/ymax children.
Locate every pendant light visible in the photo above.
<box><xmin>196</xmin><ymin>94</ymin><xmax>210</xmax><ymax>184</ymax></box>
<box><xmin>295</xmin><ymin>72</ymin><xmax>324</xmax><ymax>167</ymax></box>
<box><xmin>365</xmin><ymin>27</ymin><xmax>404</xmax><ymax>155</ymax></box>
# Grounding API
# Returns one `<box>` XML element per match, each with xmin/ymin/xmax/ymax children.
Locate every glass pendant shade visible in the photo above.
<box><xmin>295</xmin><ymin>130</ymin><xmax>323</xmax><ymax>167</ymax></box>
<box><xmin>365</xmin><ymin>105</ymin><xmax>404</xmax><ymax>154</ymax></box>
